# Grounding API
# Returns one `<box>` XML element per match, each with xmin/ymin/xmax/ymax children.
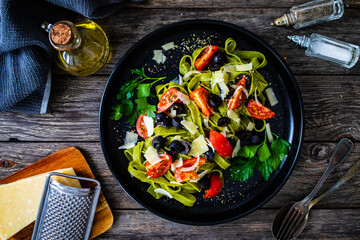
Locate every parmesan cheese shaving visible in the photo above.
<box><xmin>143</xmin><ymin>116</ymin><xmax>154</xmax><ymax>137</ymax></box>
<box><xmin>227</xmin><ymin>109</ymin><xmax>241</xmax><ymax>126</ymax></box>
<box><xmin>181</xmin><ymin>120</ymin><xmax>198</xmax><ymax>135</ymax></box>
<box><xmin>170</xmin><ymin>109</ymin><xmax>177</xmax><ymax>118</ymax></box>
<box><xmin>161</xmin><ymin>42</ymin><xmax>175</xmax><ymax>51</ymax></box>
<box><xmin>152</xmin><ymin>50</ymin><xmax>166</xmax><ymax>64</ymax></box>
<box><xmin>265</xmin><ymin>87</ymin><xmax>279</xmax><ymax>106</ymax></box>
<box><xmin>218</xmin><ymin>82</ymin><xmax>230</xmax><ymax>100</ymax></box>
<box><xmin>144</xmin><ymin>146</ymin><xmax>161</xmax><ymax>165</ymax></box>
<box><xmin>232</xmin><ymin>139</ymin><xmax>241</xmax><ymax>157</ymax></box>
<box><xmin>180</xmin><ymin>155</ymin><xmax>200</xmax><ymax>172</ymax></box>
<box><xmin>169</xmin><ymin>181</ymin><xmax>183</xmax><ymax>185</ymax></box>
<box><xmin>118</xmin><ymin>131</ymin><xmax>138</xmax><ymax>149</ymax></box>
<box><xmin>189</xmin><ymin>135</ymin><xmax>209</xmax><ymax>157</ymax></box>
<box><xmin>171</xmin><ymin>157</ymin><xmax>183</xmax><ymax>171</ymax></box>
<box><xmin>221</xmin><ymin>126</ymin><xmax>228</xmax><ymax>137</ymax></box>
<box><xmin>190</xmin><ymin>170</ymin><xmax>208</xmax><ymax>183</ymax></box>
<box><xmin>154</xmin><ymin>188</ymin><xmax>173</xmax><ymax>198</ymax></box>
<box><xmin>183</xmin><ymin>70</ymin><xmax>200</xmax><ymax>81</ymax></box>
<box><xmin>177</xmin><ymin>91</ymin><xmax>190</xmax><ymax>105</ymax></box>
<box><xmin>254</xmin><ymin>87</ymin><xmax>260</xmax><ymax>105</ymax></box>
<box><xmin>236</xmin><ymin>63</ymin><xmax>253</xmax><ymax>71</ymax></box>
<box><xmin>205</xmin><ymin>138</ymin><xmax>215</xmax><ymax>152</ymax></box>
<box><xmin>246</xmin><ymin>122</ymin><xmax>255</xmax><ymax>131</ymax></box>
<box><xmin>266</xmin><ymin>123</ymin><xmax>274</xmax><ymax>144</ymax></box>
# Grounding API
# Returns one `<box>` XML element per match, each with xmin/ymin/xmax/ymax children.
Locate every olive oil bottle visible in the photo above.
<box><xmin>41</xmin><ymin>18</ymin><xmax>110</xmax><ymax>76</ymax></box>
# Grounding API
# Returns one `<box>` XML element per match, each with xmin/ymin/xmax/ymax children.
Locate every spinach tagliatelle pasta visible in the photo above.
<box><xmin>119</xmin><ymin>38</ymin><xmax>290</xmax><ymax>207</ymax></box>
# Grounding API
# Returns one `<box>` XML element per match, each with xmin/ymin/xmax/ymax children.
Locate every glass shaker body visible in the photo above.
<box><xmin>290</xmin><ymin>0</ymin><xmax>344</xmax><ymax>29</ymax></box>
<box><xmin>305</xmin><ymin>33</ymin><xmax>359</xmax><ymax>68</ymax></box>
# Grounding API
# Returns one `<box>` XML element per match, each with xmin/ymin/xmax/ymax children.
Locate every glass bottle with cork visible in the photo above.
<box><xmin>41</xmin><ymin>18</ymin><xmax>110</xmax><ymax>76</ymax></box>
<box><xmin>273</xmin><ymin>0</ymin><xmax>344</xmax><ymax>29</ymax></box>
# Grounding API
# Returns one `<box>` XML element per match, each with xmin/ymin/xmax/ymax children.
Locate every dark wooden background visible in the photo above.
<box><xmin>1</xmin><ymin>0</ymin><xmax>360</xmax><ymax>239</ymax></box>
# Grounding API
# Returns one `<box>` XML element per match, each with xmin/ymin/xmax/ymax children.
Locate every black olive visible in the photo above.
<box><xmin>208</xmin><ymin>62</ymin><xmax>221</xmax><ymax>71</ymax></box>
<box><xmin>236</xmin><ymin>130</ymin><xmax>253</xmax><ymax>146</ymax></box>
<box><xmin>169</xmin><ymin>140</ymin><xmax>185</xmax><ymax>155</ymax></box>
<box><xmin>204</xmin><ymin>150</ymin><xmax>215</xmax><ymax>163</ymax></box>
<box><xmin>198</xmin><ymin>176</ymin><xmax>210</xmax><ymax>190</ymax></box>
<box><xmin>165</xmin><ymin>150</ymin><xmax>175</xmax><ymax>162</ymax></box>
<box><xmin>170</xmin><ymin>102</ymin><xmax>186</xmax><ymax>115</ymax></box>
<box><xmin>155</xmin><ymin>112</ymin><xmax>171</xmax><ymax>127</ymax></box>
<box><xmin>152</xmin><ymin>136</ymin><xmax>165</xmax><ymax>150</ymax></box>
<box><xmin>227</xmin><ymin>138</ymin><xmax>237</xmax><ymax>149</ymax></box>
<box><xmin>251</xmin><ymin>135</ymin><xmax>262</xmax><ymax>145</ymax></box>
<box><xmin>225</xmin><ymin>87</ymin><xmax>235</xmax><ymax>99</ymax></box>
<box><xmin>172</xmin><ymin>117</ymin><xmax>182</xmax><ymax>129</ymax></box>
<box><xmin>212</xmin><ymin>52</ymin><xmax>227</xmax><ymax>65</ymax></box>
<box><xmin>235</xmin><ymin>73</ymin><xmax>251</xmax><ymax>89</ymax></box>
<box><xmin>217</xmin><ymin>117</ymin><xmax>231</xmax><ymax>127</ymax></box>
<box><xmin>179</xmin><ymin>141</ymin><xmax>191</xmax><ymax>155</ymax></box>
<box><xmin>209</xmin><ymin>94</ymin><xmax>222</xmax><ymax>108</ymax></box>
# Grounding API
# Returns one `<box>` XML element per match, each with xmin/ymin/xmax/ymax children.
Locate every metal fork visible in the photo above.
<box><xmin>275</xmin><ymin>138</ymin><xmax>353</xmax><ymax>240</ymax></box>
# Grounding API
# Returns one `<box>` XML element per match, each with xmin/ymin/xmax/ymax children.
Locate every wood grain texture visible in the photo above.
<box><xmin>1</xmin><ymin>75</ymin><xmax>360</xmax><ymax>142</ymax></box>
<box><xmin>1</xmin><ymin>142</ymin><xmax>360</xmax><ymax>210</ymax></box>
<box><xmin>127</xmin><ymin>0</ymin><xmax>360</xmax><ymax>8</ymax></box>
<box><xmin>97</xmin><ymin>209</ymin><xmax>360</xmax><ymax>239</ymax></box>
<box><xmin>0</xmin><ymin>147</ymin><xmax>113</xmax><ymax>239</ymax></box>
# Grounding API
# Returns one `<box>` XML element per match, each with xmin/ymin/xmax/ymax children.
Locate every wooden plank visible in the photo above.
<box><xmin>77</xmin><ymin>7</ymin><xmax>360</xmax><ymax>76</ymax></box>
<box><xmin>95</xmin><ymin>209</ymin><xmax>360</xmax><ymax>239</ymax></box>
<box><xmin>1</xmin><ymin>75</ymin><xmax>360</xmax><ymax>142</ymax></box>
<box><xmin>1</xmin><ymin>142</ymin><xmax>360</xmax><ymax>210</ymax></box>
<box><xmin>126</xmin><ymin>0</ymin><xmax>360</xmax><ymax>8</ymax></box>
<box><xmin>0</xmin><ymin>147</ymin><xmax>113</xmax><ymax>240</ymax></box>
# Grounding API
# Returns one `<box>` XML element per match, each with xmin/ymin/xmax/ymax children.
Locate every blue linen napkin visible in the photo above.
<box><xmin>0</xmin><ymin>0</ymin><xmax>129</xmax><ymax>114</ymax></box>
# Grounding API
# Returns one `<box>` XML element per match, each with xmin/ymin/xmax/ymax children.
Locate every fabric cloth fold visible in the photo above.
<box><xmin>0</xmin><ymin>0</ymin><xmax>128</xmax><ymax>114</ymax></box>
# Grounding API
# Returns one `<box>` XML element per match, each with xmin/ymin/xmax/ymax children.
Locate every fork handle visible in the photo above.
<box><xmin>302</xmin><ymin>138</ymin><xmax>353</xmax><ymax>206</ymax></box>
<box><xmin>309</xmin><ymin>158</ymin><xmax>360</xmax><ymax>208</ymax></box>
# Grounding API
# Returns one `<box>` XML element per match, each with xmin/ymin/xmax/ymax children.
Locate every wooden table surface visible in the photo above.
<box><xmin>1</xmin><ymin>0</ymin><xmax>360</xmax><ymax>239</ymax></box>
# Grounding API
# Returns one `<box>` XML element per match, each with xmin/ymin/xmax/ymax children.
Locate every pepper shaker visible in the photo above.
<box><xmin>273</xmin><ymin>0</ymin><xmax>344</xmax><ymax>29</ymax></box>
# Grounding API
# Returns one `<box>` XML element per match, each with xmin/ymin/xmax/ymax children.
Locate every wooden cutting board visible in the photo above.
<box><xmin>0</xmin><ymin>146</ymin><xmax>113</xmax><ymax>240</ymax></box>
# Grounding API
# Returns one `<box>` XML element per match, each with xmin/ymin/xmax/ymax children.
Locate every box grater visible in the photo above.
<box><xmin>31</xmin><ymin>172</ymin><xmax>101</xmax><ymax>240</ymax></box>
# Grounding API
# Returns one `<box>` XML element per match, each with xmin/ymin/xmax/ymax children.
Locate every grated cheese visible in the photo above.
<box><xmin>177</xmin><ymin>91</ymin><xmax>190</xmax><ymax>105</ymax></box>
<box><xmin>143</xmin><ymin>116</ymin><xmax>154</xmax><ymax>137</ymax></box>
<box><xmin>154</xmin><ymin>188</ymin><xmax>173</xmax><ymax>198</ymax></box>
<box><xmin>181</xmin><ymin>120</ymin><xmax>198</xmax><ymax>135</ymax></box>
<box><xmin>118</xmin><ymin>131</ymin><xmax>138</xmax><ymax>149</ymax></box>
<box><xmin>265</xmin><ymin>87</ymin><xmax>279</xmax><ymax>106</ymax></box>
<box><xmin>161</xmin><ymin>42</ymin><xmax>175</xmax><ymax>51</ymax></box>
<box><xmin>152</xmin><ymin>50</ymin><xmax>166</xmax><ymax>64</ymax></box>
<box><xmin>189</xmin><ymin>135</ymin><xmax>209</xmax><ymax>157</ymax></box>
<box><xmin>144</xmin><ymin>146</ymin><xmax>161</xmax><ymax>165</ymax></box>
<box><xmin>171</xmin><ymin>157</ymin><xmax>183</xmax><ymax>171</ymax></box>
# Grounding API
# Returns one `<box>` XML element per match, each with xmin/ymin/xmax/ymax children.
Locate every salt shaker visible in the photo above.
<box><xmin>273</xmin><ymin>0</ymin><xmax>344</xmax><ymax>29</ymax></box>
<box><xmin>288</xmin><ymin>34</ymin><xmax>359</xmax><ymax>68</ymax></box>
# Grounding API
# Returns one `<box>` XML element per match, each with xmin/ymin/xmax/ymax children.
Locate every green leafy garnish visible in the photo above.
<box><xmin>230</xmin><ymin>133</ymin><xmax>290</xmax><ymax>182</ymax></box>
<box><xmin>110</xmin><ymin>68</ymin><xmax>166</xmax><ymax>125</ymax></box>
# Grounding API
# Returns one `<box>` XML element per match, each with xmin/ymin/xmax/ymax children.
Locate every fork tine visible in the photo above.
<box><xmin>276</xmin><ymin>207</ymin><xmax>298</xmax><ymax>239</ymax></box>
<box><xmin>281</xmin><ymin>211</ymin><xmax>304</xmax><ymax>240</ymax></box>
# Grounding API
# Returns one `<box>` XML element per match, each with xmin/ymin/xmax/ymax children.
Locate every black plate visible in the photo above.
<box><xmin>99</xmin><ymin>19</ymin><xmax>304</xmax><ymax>225</ymax></box>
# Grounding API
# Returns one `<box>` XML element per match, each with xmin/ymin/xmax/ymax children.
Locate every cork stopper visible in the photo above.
<box><xmin>50</xmin><ymin>23</ymin><xmax>72</xmax><ymax>45</ymax></box>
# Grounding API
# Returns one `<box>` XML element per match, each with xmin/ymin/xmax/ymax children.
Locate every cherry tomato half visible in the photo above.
<box><xmin>204</xmin><ymin>174</ymin><xmax>223</xmax><ymax>198</ymax></box>
<box><xmin>209</xmin><ymin>130</ymin><xmax>233</xmax><ymax>157</ymax></box>
<box><xmin>194</xmin><ymin>45</ymin><xmax>218</xmax><ymax>71</ymax></box>
<box><xmin>174</xmin><ymin>157</ymin><xmax>206</xmax><ymax>183</ymax></box>
<box><xmin>227</xmin><ymin>76</ymin><xmax>247</xmax><ymax>110</ymax></box>
<box><xmin>157</xmin><ymin>88</ymin><xmax>180</xmax><ymax>113</ymax></box>
<box><xmin>145</xmin><ymin>153</ymin><xmax>172</xmax><ymax>178</ymax></box>
<box><xmin>247</xmin><ymin>99</ymin><xmax>275</xmax><ymax>120</ymax></box>
<box><xmin>190</xmin><ymin>88</ymin><xmax>213</xmax><ymax>117</ymax></box>
<box><xmin>136</xmin><ymin>114</ymin><xmax>148</xmax><ymax>139</ymax></box>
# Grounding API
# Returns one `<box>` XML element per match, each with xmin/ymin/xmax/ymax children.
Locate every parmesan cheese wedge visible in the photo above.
<box><xmin>0</xmin><ymin>168</ymin><xmax>81</xmax><ymax>240</ymax></box>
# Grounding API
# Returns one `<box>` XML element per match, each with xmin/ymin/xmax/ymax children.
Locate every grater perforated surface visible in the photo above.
<box><xmin>32</xmin><ymin>173</ymin><xmax>101</xmax><ymax>240</ymax></box>
<box><xmin>38</xmin><ymin>188</ymin><xmax>94</xmax><ymax>240</ymax></box>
